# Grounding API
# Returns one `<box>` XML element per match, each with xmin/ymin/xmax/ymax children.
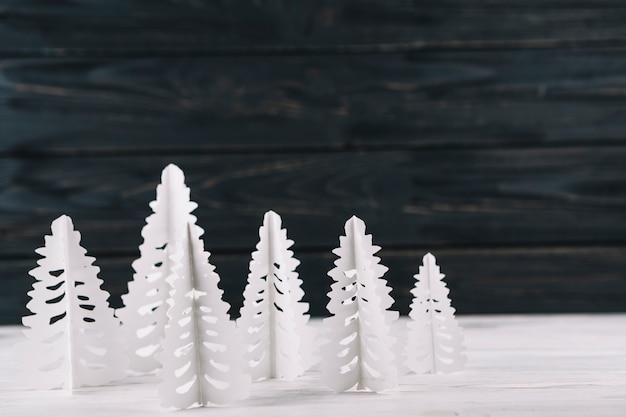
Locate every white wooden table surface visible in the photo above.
<box><xmin>1</xmin><ymin>315</ymin><xmax>625</xmax><ymax>417</ymax></box>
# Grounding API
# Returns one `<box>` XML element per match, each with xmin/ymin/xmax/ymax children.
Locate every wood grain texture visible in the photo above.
<box><xmin>4</xmin><ymin>50</ymin><xmax>626</xmax><ymax>153</ymax></box>
<box><xmin>3</xmin><ymin>246</ymin><xmax>626</xmax><ymax>324</ymax></box>
<box><xmin>2</xmin><ymin>1</ymin><xmax>626</xmax><ymax>57</ymax></box>
<box><xmin>1</xmin><ymin>148</ymin><xmax>626</xmax><ymax>258</ymax></box>
<box><xmin>1</xmin><ymin>2</ymin><xmax>625</xmax><ymax>321</ymax></box>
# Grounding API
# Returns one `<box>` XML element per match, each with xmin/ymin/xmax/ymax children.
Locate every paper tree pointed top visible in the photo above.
<box><xmin>20</xmin><ymin>215</ymin><xmax>127</xmax><ymax>390</ymax></box>
<box><xmin>151</xmin><ymin>163</ymin><xmax>199</xmax><ymax>239</ymax></box>
<box><xmin>52</xmin><ymin>213</ymin><xmax>71</xmax><ymax>229</ymax></box>
<box><xmin>261</xmin><ymin>210</ymin><xmax>287</xmax><ymax>256</ymax></box>
<box><xmin>163</xmin><ymin>163</ymin><xmax>183</xmax><ymax>176</ymax></box>
<box><xmin>423</xmin><ymin>253</ymin><xmax>442</xmax><ymax>273</ymax></box>
<box><xmin>404</xmin><ymin>252</ymin><xmax>466</xmax><ymax>374</ymax></box>
<box><xmin>159</xmin><ymin>164</ymin><xmax>186</xmax><ymax>203</ymax></box>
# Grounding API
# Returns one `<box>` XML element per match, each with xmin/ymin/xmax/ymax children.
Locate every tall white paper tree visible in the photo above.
<box><xmin>118</xmin><ymin>163</ymin><xmax>200</xmax><ymax>373</ymax></box>
<box><xmin>237</xmin><ymin>210</ymin><xmax>316</xmax><ymax>381</ymax></box>
<box><xmin>321</xmin><ymin>216</ymin><xmax>398</xmax><ymax>393</ymax></box>
<box><xmin>404</xmin><ymin>253</ymin><xmax>466</xmax><ymax>374</ymax></box>
<box><xmin>156</xmin><ymin>222</ymin><xmax>250</xmax><ymax>409</ymax></box>
<box><xmin>20</xmin><ymin>215</ymin><xmax>127</xmax><ymax>390</ymax></box>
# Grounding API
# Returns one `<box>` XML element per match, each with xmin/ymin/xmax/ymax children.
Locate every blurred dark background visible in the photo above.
<box><xmin>2</xmin><ymin>1</ymin><xmax>626</xmax><ymax>324</ymax></box>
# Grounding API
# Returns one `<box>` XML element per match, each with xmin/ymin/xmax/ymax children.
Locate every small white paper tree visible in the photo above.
<box><xmin>321</xmin><ymin>216</ymin><xmax>398</xmax><ymax>393</ymax></box>
<box><xmin>404</xmin><ymin>253</ymin><xmax>466</xmax><ymax>374</ymax></box>
<box><xmin>156</xmin><ymin>222</ymin><xmax>250</xmax><ymax>409</ymax></box>
<box><xmin>20</xmin><ymin>215</ymin><xmax>127</xmax><ymax>390</ymax></box>
<box><xmin>237</xmin><ymin>210</ymin><xmax>316</xmax><ymax>381</ymax></box>
<box><xmin>118</xmin><ymin>163</ymin><xmax>200</xmax><ymax>373</ymax></box>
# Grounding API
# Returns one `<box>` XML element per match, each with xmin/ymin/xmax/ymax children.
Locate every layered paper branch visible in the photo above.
<box><xmin>404</xmin><ymin>253</ymin><xmax>466</xmax><ymax>374</ymax></box>
<box><xmin>20</xmin><ymin>215</ymin><xmax>127</xmax><ymax>390</ymax></box>
<box><xmin>237</xmin><ymin>210</ymin><xmax>316</xmax><ymax>381</ymax></box>
<box><xmin>118</xmin><ymin>164</ymin><xmax>200</xmax><ymax>373</ymax></box>
<box><xmin>321</xmin><ymin>216</ymin><xmax>398</xmax><ymax>393</ymax></box>
<box><xmin>156</xmin><ymin>222</ymin><xmax>250</xmax><ymax>409</ymax></box>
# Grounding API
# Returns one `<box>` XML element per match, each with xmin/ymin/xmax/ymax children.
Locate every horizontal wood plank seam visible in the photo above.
<box><xmin>2</xmin><ymin>38</ymin><xmax>626</xmax><ymax>59</ymax></box>
<box><xmin>6</xmin><ymin>141</ymin><xmax>626</xmax><ymax>158</ymax></box>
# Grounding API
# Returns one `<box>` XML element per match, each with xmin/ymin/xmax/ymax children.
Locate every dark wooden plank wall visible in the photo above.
<box><xmin>1</xmin><ymin>1</ymin><xmax>626</xmax><ymax>323</ymax></box>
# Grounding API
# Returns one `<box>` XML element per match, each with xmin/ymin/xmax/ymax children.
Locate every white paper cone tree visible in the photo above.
<box><xmin>404</xmin><ymin>253</ymin><xmax>466</xmax><ymax>374</ymax></box>
<box><xmin>156</xmin><ymin>222</ymin><xmax>250</xmax><ymax>409</ymax></box>
<box><xmin>20</xmin><ymin>215</ymin><xmax>127</xmax><ymax>390</ymax></box>
<box><xmin>118</xmin><ymin>164</ymin><xmax>200</xmax><ymax>373</ymax></box>
<box><xmin>237</xmin><ymin>210</ymin><xmax>316</xmax><ymax>381</ymax></box>
<box><xmin>321</xmin><ymin>216</ymin><xmax>398</xmax><ymax>393</ymax></box>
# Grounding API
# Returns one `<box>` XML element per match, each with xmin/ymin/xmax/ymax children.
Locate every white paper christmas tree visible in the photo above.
<box><xmin>237</xmin><ymin>210</ymin><xmax>316</xmax><ymax>381</ymax></box>
<box><xmin>404</xmin><ymin>253</ymin><xmax>466</xmax><ymax>374</ymax></box>
<box><xmin>118</xmin><ymin>164</ymin><xmax>200</xmax><ymax>373</ymax></box>
<box><xmin>156</xmin><ymin>222</ymin><xmax>250</xmax><ymax>409</ymax></box>
<box><xmin>321</xmin><ymin>216</ymin><xmax>398</xmax><ymax>393</ymax></box>
<box><xmin>19</xmin><ymin>215</ymin><xmax>127</xmax><ymax>390</ymax></box>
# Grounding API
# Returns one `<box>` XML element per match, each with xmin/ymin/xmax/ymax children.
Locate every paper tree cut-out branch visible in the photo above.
<box><xmin>237</xmin><ymin>210</ymin><xmax>316</xmax><ymax>381</ymax></box>
<box><xmin>404</xmin><ymin>253</ymin><xmax>466</xmax><ymax>374</ymax></box>
<box><xmin>20</xmin><ymin>215</ymin><xmax>127</xmax><ymax>390</ymax></box>
<box><xmin>321</xmin><ymin>216</ymin><xmax>398</xmax><ymax>393</ymax></box>
<box><xmin>118</xmin><ymin>164</ymin><xmax>200</xmax><ymax>373</ymax></box>
<box><xmin>156</xmin><ymin>222</ymin><xmax>250</xmax><ymax>409</ymax></box>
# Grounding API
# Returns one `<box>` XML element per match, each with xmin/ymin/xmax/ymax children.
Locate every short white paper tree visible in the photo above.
<box><xmin>20</xmin><ymin>215</ymin><xmax>127</xmax><ymax>390</ymax></box>
<box><xmin>156</xmin><ymin>222</ymin><xmax>250</xmax><ymax>409</ymax></box>
<box><xmin>237</xmin><ymin>210</ymin><xmax>316</xmax><ymax>381</ymax></box>
<box><xmin>321</xmin><ymin>216</ymin><xmax>398</xmax><ymax>393</ymax></box>
<box><xmin>118</xmin><ymin>163</ymin><xmax>200</xmax><ymax>373</ymax></box>
<box><xmin>404</xmin><ymin>253</ymin><xmax>466</xmax><ymax>374</ymax></box>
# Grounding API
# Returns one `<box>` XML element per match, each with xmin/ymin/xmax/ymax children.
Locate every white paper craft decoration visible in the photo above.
<box><xmin>118</xmin><ymin>163</ymin><xmax>200</xmax><ymax>373</ymax></box>
<box><xmin>237</xmin><ymin>210</ymin><xmax>316</xmax><ymax>381</ymax></box>
<box><xmin>404</xmin><ymin>253</ymin><xmax>466</xmax><ymax>374</ymax></box>
<box><xmin>19</xmin><ymin>215</ymin><xmax>127</xmax><ymax>390</ymax></box>
<box><xmin>156</xmin><ymin>222</ymin><xmax>250</xmax><ymax>409</ymax></box>
<box><xmin>321</xmin><ymin>216</ymin><xmax>398</xmax><ymax>393</ymax></box>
